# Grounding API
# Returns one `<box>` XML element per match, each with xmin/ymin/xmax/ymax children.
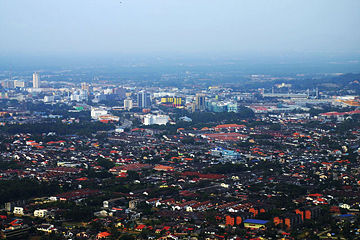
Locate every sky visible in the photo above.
<box><xmin>0</xmin><ymin>0</ymin><xmax>360</xmax><ymax>57</ymax></box>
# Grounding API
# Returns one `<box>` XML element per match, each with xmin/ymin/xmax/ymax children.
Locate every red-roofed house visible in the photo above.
<box><xmin>97</xmin><ymin>232</ymin><xmax>111</xmax><ymax>239</ymax></box>
<box><xmin>154</xmin><ymin>165</ymin><xmax>174</xmax><ymax>172</ymax></box>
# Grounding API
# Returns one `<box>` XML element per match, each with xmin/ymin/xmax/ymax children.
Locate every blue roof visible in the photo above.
<box><xmin>338</xmin><ymin>214</ymin><xmax>354</xmax><ymax>218</ymax></box>
<box><xmin>244</xmin><ymin>219</ymin><xmax>269</xmax><ymax>225</ymax></box>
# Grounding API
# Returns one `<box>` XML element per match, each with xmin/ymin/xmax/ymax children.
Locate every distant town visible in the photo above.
<box><xmin>0</xmin><ymin>69</ymin><xmax>360</xmax><ymax>240</ymax></box>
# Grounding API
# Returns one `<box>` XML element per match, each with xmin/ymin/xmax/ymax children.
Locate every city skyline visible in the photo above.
<box><xmin>1</xmin><ymin>1</ymin><xmax>360</xmax><ymax>239</ymax></box>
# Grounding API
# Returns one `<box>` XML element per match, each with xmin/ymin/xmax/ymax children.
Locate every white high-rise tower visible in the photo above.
<box><xmin>33</xmin><ymin>72</ymin><xmax>40</xmax><ymax>88</ymax></box>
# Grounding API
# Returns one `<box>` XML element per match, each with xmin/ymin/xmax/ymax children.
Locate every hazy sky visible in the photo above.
<box><xmin>1</xmin><ymin>0</ymin><xmax>360</xmax><ymax>56</ymax></box>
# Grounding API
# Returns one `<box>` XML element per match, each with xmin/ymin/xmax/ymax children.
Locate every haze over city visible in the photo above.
<box><xmin>0</xmin><ymin>1</ymin><xmax>360</xmax><ymax>240</ymax></box>
<box><xmin>1</xmin><ymin>0</ymin><xmax>360</xmax><ymax>56</ymax></box>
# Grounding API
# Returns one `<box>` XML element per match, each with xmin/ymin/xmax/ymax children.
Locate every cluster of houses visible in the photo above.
<box><xmin>1</xmin><ymin>89</ymin><xmax>360</xmax><ymax>239</ymax></box>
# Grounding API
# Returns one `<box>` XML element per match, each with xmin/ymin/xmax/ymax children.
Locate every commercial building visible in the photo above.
<box><xmin>70</xmin><ymin>90</ymin><xmax>88</xmax><ymax>102</ymax></box>
<box><xmin>143</xmin><ymin>114</ymin><xmax>169</xmax><ymax>125</ymax></box>
<box><xmin>137</xmin><ymin>91</ymin><xmax>151</xmax><ymax>108</ymax></box>
<box><xmin>1</xmin><ymin>80</ymin><xmax>14</xmax><ymax>89</ymax></box>
<box><xmin>91</xmin><ymin>107</ymin><xmax>108</xmax><ymax>120</ymax></box>
<box><xmin>33</xmin><ymin>72</ymin><xmax>40</xmax><ymax>88</ymax></box>
<box><xmin>81</xmin><ymin>82</ymin><xmax>90</xmax><ymax>92</ymax></box>
<box><xmin>161</xmin><ymin>97</ymin><xmax>183</xmax><ymax>106</ymax></box>
<box><xmin>13</xmin><ymin>207</ymin><xmax>24</xmax><ymax>216</ymax></box>
<box><xmin>195</xmin><ymin>93</ymin><xmax>206</xmax><ymax>111</ymax></box>
<box><xmin>14</xmin><ymin>80</ymin><xmax>25</xmax><ymax>88</ymax></box>
<box><xmin>124</xmin><ymin>98</ymin><xmax>133</xmax><ymax>110</ymax></box>
<box><xmin>210</xmin><ymin>147</ymin><xmax>244</xmax><ymax>163</ymax></box>
<box><xmin>34</xmin><ymin>209</ymin><xmax>48</xmax><ymax>218</ymax></box>
<box><xmin>243</xmin><ymin>219</ymin><xmax>269</xmax><ymax>230</ymax></box>
<box><xmin>44</xmin><ymin>95</ymin><xmax>55</xmax><ymax>103</ymax></box>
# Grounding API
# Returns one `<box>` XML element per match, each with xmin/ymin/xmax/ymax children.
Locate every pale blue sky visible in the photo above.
<box><xmin>0</xmin><ymin>0</ymin><xmax>360</xmax><ymax>56</ymax></box>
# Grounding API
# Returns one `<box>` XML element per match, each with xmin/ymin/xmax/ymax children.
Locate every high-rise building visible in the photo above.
<box><xmin>1</xmin><ymin>80</ymin><xmax>14</xmax><ymax>89</ymax></box>
<box><xmin>81</xmin><ymin>82</ymin><xmax>90</xmax><ymax>91</ymax></box>
<box><xmin>1</xmin><ymin>80</ymin><xmax>25</xmax><ymax>89</ymax></box>
<box><xmin>33</xmin><ymin>72</ymin><xmax>40</xmax><ymax>88</ymax></box>
<box><xmin>160</xmin><ymin>97</ymin><xmax>184</xmax><ymax>106</ymax></box>
<box><xmin>124</xmin><ymin>98</ymin><xmax>133</xmax><ymax>110</ymax></box>
<box><xmin>14</xmin><ymin>80</ymin><xmax>25</xmax><ymax>88</ymax></box>
<box><xmin>137</xmin><ymin>91</ymin><xmax>151</xmax><ymax>108</ymax></box>
<box><xmin>195</xmin><ymin>93</ymin><xmax>206</xmax><ymax>111</ymax></box>
<box><xmin>70</xmin><ymin>90</ymin><xmax>88</xmax><ymax>102</ymax></box>
<box><xmin>113</xmin><ymin>87</ymin><xmax>126</xmax><ymax>100</ymax></box>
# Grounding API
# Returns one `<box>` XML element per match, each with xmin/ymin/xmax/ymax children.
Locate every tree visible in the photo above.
<box><xmin>97</xmin><ymin>158</ymin><xmax>115</xmax><ymax>170</ymax></box>
<box><xmin>119</xmin><ymin>234</ymin><xmax>136</xmax><ymax>240</ymax></box>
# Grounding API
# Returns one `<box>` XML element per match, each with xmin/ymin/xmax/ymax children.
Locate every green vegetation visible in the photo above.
<box><xmin>0</xmin><ymin>179</ymin><xmax>60</xmax><ymax>204</ymax></box>
<box><xmin>96</xmin><ymin>158</ymin><xmax>115</xmax><ymax>170</ymax></box>
<box><xmin>204</xmin><ymin>163</ymin><xmax>248</xmax><ymax>174</ymax></box>
<box><xmin>0</xmin><ymin>121</ymin><xmax>115</xmax><ymax>136</ymax></box>
<box><xmin>187</xmin><ymin>109</ymin><xmax>254</xmax><ymax>123</ymax></box>
<box><xmin>0</xmin><ymin>159</ymin><xmax>21</xmax><ymax>170</ymax></box>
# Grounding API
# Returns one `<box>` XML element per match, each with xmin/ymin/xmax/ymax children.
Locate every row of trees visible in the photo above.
<box><xmin>0</xmin><ymin>179</ymin><xmax>60</xmax><ymax>204</ymax></box>
<box><xmin>0</xmin><ymin>121</ymin><xmax>115</xmax><ymax>136</ymax></box>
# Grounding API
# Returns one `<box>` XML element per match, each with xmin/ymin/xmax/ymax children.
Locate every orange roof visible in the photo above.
<box><xmin>76</xmin><ymin>177</ymin><xmax>89</xmax><ymax>181</ymax></box>
<box><xmin>204</xmin><ymin>132</ymin><xmax>248</xmax><ymax>141</ymax></box>
<box><xmin>97</xmin><ymin>232</ymin><xmax>111</xmax><ymax>238</ymax></box>
<box><xmin>308</xmin><ymin>193</ymin><xmax>322</xmax><ymax>197</ymax></box>
<box><xmin>215</xmin><ymin>124</ymin><xmax>245</xmax><ymax>129</ymax></box>
<box><xmin>47</xmin><ymin>140</ymin><xmax>66</xmax><ymax>145</ymax></box>
<box><xmin>154</xmin><ymin>165</ymin><xmax>174</xmax><ymax>171</ymax></box>
<box><xmin>131</xmin><ymin>128</ymin><xmax>144</xmax><ymax>131</ymax></box>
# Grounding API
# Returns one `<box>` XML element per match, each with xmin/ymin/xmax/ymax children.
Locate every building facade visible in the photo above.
<box><xmin>33</xmin><ymin>72</ymin><xmax>40</xmax><ymax>88</ymax></box>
